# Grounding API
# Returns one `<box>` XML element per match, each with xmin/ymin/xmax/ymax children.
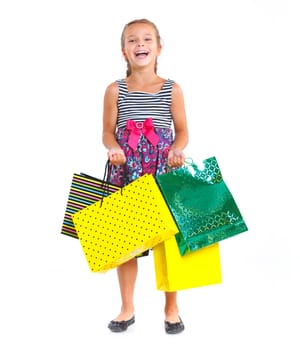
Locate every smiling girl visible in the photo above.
<box><xmin>102</xmin><ymin>18</ymin><xmax>189</xmax><ymax>334</ymax></box>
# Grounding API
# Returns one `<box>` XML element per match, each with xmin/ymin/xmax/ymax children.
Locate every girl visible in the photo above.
<box><xmin>102</xmin><ymin>18</ymin><xmax>189</xmax><ymax>334</ymax></box>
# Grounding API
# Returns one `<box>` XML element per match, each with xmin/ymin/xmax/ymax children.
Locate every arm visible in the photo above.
<box><xmin>102</xmin><ymin>82</ymin><xmax>126</xmax><ymax>165</ymax></box>
<box><xmin>169</xmin><ymin>82</ymin><xmax>189</xmax><ymax>167</ymax></box>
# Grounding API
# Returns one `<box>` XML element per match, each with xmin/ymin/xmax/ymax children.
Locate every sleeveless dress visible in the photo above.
<box><xmin>109</xmin><ymin>78</ymin><xmax>175</xmax><ymax>186</ymax></box>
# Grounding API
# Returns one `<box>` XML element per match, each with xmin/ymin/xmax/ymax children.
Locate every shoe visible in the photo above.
<box><xmin>108</xmin><ymin>316</ymin><xmax>135</xmax><ymax>332</ymax></box>
<box><xmin>165</xmin><ymin>316</ymin><xmax>185</xmax><ymax>334</ymax></box>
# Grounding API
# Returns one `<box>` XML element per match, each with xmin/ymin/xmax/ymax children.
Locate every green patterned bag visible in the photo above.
<box><xmin>156</xmin><ymin>157</ymin><xmax>248</xmax><ymax>256</ymax></box>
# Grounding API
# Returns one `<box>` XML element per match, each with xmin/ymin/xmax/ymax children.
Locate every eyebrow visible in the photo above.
<box><xmin>127</xmin><ymin>33</ymin><xmax>153</xmax><ymax>38</ymax></box>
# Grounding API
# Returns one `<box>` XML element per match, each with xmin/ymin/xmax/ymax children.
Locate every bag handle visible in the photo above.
<box><xmin>80</xmin><ymin>161</ymin><xmax>114</xmax><ymax>202</ymax></box>
<box><xmin>164</xmin><ymin>157</ymin><xmax>196</xmax><ymax>174</ymax></box>
<box><xmin>183</xmin><ymin>157</ymin><xmax>199</xmax><ymax>174</ymax></box>
<box><xmin>164</xmin><ymin>156</ymin><xmax>222</xmax><ymax>184</ymax></box>
<box><xmin>101</xmin><ymin>160</ymin><xmax>114</xmax><ymax>202</ymax></box>
<box><xmin>100</xmin><ymin>160</ymin><xmax>127</xmax><ymax>205</ymax></box>
<box><xmin>102</xmin><ymin>159</ymin><xmax>112</xmax><ymax>184</ymax></box>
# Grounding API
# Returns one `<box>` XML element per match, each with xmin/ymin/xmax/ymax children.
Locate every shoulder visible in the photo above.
<box><xmin>105</xmin><ymin>81</ymin><xmax>118</xmax><ymax>93</ymax></box>
<box><xmin>104</xmin><ymin>81</ymin><xmax>119</xmax><ymax>100</ymax></box>
<box><xmin>163</xmin><ymin>79</ymin><xmax>182</xmax><ymax>93</ymax></box>
<box><xmin>171</xmin><ymin>81</ymin><xmax>184</xmax><ymax>97</ymax></box>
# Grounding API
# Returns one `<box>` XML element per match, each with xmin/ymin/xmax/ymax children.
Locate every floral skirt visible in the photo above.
<box><xmin>109</xmin><ymin>127</ymin><xmax>174</xmax><ymax>186</ymax></box>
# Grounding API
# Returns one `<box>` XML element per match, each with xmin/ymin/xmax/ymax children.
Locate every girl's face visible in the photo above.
<box><xmin>122</xmin><ymin>23</ymin><xmax>161</xmax><ymax>72</ymax></box>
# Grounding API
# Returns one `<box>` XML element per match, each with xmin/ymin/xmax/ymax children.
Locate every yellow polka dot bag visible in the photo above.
<box><xmin>72</xmin><ymin>173</ymin><xmax>179</xmax><ymax>273</ymax></box>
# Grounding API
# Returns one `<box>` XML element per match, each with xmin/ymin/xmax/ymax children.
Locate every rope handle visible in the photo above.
<box><xmin>101</xmin><ymin>160</ymin><xmax>127</xmax><ymax>205</ymax></box>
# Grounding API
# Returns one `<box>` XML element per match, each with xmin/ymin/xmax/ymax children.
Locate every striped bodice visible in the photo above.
<box><xmin>116</xmin><ymin>79</ymin><xmax>174</xmax><ymax>129</ymax></box>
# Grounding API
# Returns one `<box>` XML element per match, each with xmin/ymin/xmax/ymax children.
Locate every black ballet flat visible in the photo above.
<box><xmin>165</xmin><ymin>316</ymin><xmax>185</xmax><ymax>334</ymax></box>
<box><xmin>108</xmin><ymin>316</ymin><xmax>135</xmax><ymax>332</ymax></box>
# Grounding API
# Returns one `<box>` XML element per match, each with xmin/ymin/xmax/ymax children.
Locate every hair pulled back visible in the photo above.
<box><xmin>121</xmin><ymin>19</ymin><xmax>162</xmax><ymax>77</ymax></box>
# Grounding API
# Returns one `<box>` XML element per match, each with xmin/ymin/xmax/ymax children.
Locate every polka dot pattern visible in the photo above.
<box><xmin>72</xmin><ymin>174</ymin><xmax>179</xmax><ymax>272</ymax></box>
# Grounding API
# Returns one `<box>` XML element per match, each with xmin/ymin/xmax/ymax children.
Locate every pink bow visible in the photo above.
<box><xmin>126</xmin><ymin>118</ymin><xmax>159</xmax><ymax>151</ymax></box>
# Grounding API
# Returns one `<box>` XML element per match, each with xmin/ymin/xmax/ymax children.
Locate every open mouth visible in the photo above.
<box><xmin>135</xmin><ymin>50</ymin><xmax>149</xmax><ymax>58</ymax></box>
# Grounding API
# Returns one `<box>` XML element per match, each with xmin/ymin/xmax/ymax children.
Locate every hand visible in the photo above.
<box><xmin>108</xmin><ymin>148</ymin><xmax>126</xmax><ymax>165</ymax></box>
<box><xmin>167</xmin><ymin>149</ymin><xmax>185</xmax><ymax>167</ymax></box>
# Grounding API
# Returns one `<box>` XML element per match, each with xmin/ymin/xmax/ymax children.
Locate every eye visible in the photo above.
<box><xmin>128</xmin><ymin>39</ymin><xmax>136</xmax><ymax>43</ymax></box>
<box><xmin>145</xmin><ymin>37</ymin><xmax>152</xmax><ymax>42</ymax></box>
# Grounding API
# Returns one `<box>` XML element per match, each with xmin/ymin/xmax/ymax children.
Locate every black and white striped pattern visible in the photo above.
<box><xmin>116</xmin><ymin>79</ymin><xmax>174</xmax><ymax>129</ymax></box>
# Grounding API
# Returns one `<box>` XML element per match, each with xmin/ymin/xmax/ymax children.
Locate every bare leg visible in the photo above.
<box><xmin>113</xmin><ymin>258</ymin><xmax>137</xmax><ymax>321</ymax></box>
<box><xmin>164</xmin><ymin>291</ymin><xmax>180</xmax><ymax>322</ymax></box>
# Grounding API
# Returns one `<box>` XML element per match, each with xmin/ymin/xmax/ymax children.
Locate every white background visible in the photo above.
<box><xmin>1</xmin><ymin>0</ymin><xmax>299</xmax><ymax>349</ymax></box>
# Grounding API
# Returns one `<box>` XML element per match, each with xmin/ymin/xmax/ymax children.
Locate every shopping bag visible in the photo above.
<box><xmin>156</xmin><ymin>156</ymin><xmax>248</xmax><ymax>255</ymax></box>
<box><xmin>72</xmin><ymin>173</ymin><xmax>179</xmax><ymax>273</ymax></box>
<box><xmin>153</xmin><ymin>236</ymin><xmax>222</xmax><ymax>291</ymax></box>
<box><xmin>61</xmin><ymin>171</ymin><xmax>120</xmax><ymax>238</ymax></box>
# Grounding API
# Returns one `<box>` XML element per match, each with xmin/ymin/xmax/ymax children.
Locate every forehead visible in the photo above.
<box><xmin>124</xmin><ymin>23</ymin><xmax>156</xmax><ymax>37</ymax></box>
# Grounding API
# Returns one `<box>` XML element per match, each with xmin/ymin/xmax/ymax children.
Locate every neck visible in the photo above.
<box><xmin>127</xmin><ymin>70</ymin><xmax>158</xmax><ymax>83</ymax></box>
<box><xmin>125</xmin><ymin>72</ymin><xmax>165</xmax><ymax>93</ymax></box>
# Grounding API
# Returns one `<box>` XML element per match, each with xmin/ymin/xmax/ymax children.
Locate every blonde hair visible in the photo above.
<box><xmin>121</xmin><ymin>19</ymin><xmax>162</xmax><ymax>77</ymax></box>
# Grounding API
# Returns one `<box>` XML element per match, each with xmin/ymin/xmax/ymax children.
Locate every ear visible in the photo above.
<box><xmin>157</xmin><ymin>45</ymin><xmax>162</xmax><ymax>57</ymax></box>
<box><xmin>122</xmin><ymin>48</ymin><xmax>127</xmax><ymax>60</ymax></box>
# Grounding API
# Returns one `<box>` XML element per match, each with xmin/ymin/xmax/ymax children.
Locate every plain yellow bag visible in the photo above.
<box><xmin>153</xmin><ymin>236</ymin><xmax>222</xmax><ymax>291</ymax></box>
<box><xmin>72</xmin><ymin>174</ymin><xmax>179</xmax><ymax>273</ymax></box>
